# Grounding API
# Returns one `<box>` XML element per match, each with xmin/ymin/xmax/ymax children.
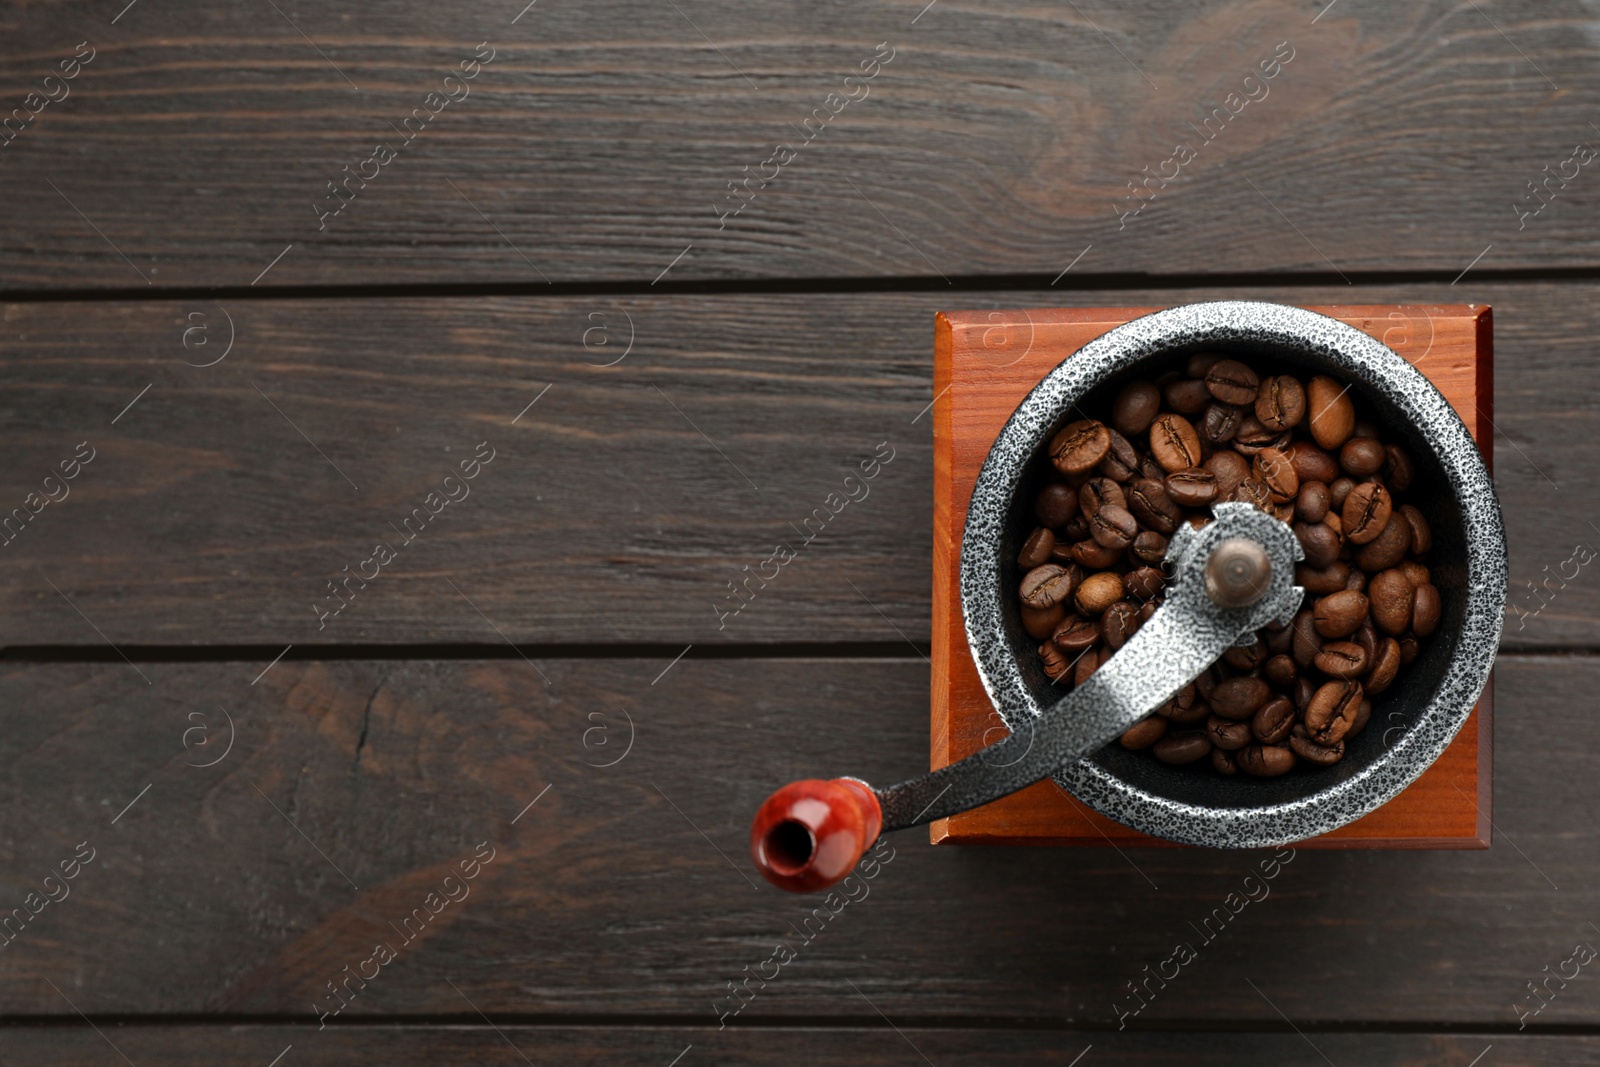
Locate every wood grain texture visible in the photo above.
<box><xmin>0</xmin><ymin>653</ymin><xmax>1589</xmax><ymax>1026</ymax></box>
<box><xmin>929</xmin><ymin>305</ymin><xmax>1489</xmax><ymax>848</ymax></box>
<box><xmin>0</xmin><ymin>284</ymin><xmax>1588</xmax><ymax>647</ymax></box>
<box><xmin>1</xmin><ymin>1</ymin><xmax>1598</xmax><ymax>288</ymax></box>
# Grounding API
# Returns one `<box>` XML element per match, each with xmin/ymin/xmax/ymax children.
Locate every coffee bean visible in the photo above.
<box><xmin>1164</xmin><ymin>467</ymin><xmax>1218</xmax><ymax>507</ymax></box>
<box><xmin>1075</xmin><ymin>646</ymin><xmax>1101</xmax><ymax>687</ymax></box>
<box><xmin>1314</xmin><ymin>640</ymin><xmax>1370</xmax><ymax>679</ymax></box>
<box><xmin>1252</xmin><ymin>695</ymin><xmax>1296</xmax><ymax>744</ymax></box>
<box><xmin>1352</xmin><ymin>617</ymin><xmax>1378</xmax><ymax>663</ymax></box>
<box><xmin>1132</xmin><ymin>530</ymin><xmax>1169</xmax><ymax>564</ymax></box>
<box><xmin>1166</xmin><ymin>696</ymin><xmax>1211</xmax><ymax>726</ymax></box>
<box><xmin>1253</xmin><ymin>447</ymin><xmax>1299</xmax><ymax>502</ymax></box>
<box><xmin>1294</xmin><ymin>676</ymin><xmax>1316</xmax><ymax>712</ymax></box>
<box><xmin>1112</xmin><ymin>379</ymin><xmax>1162</xmax><ymax>436</ymax></box>
<box><xmin>1211</xmin><ymin>677</ymin><xmax>1272</xmax><ymax>719</ymax></box>
<box><xmin>1354</xmin><ymin>512</ymin><xmax>1411</xmax><ymax>571</ymax></box>
<box><xmin>1296</xmin><ymin>521</ymin><xmax>1341</xmax><ymax>569</ymax></box>
<box><xmin>1232</xmin><ymin>415</ymin><xmax>1287</xmax><ymax>456</ymax></box>
<box><xmin>1090</xmin><ymin>503</ymin><xmax>1139</xmax><ymax>549</ymax></box>
<box><xmin>1382</xmin><ymin>443</ymin><xmax>1414</xmax><ymax>492</ymax></box>
<box><xmin>1205</xmin><ymin>359</ymin><xmax>1260</xmax><ymax>405</ymax></box>
<box><xmin>1195</xmin><ymin>666</ymin><xmax>1218</xmax><ymax>702</ymax></box>
<box><xmin>1102</xmin><ymin>600</ymin><xmax>1141</xmax><ymax>649</ymax></box>
<box><xmin>1155</xmin><ymin>730</ymin><xmax>1214</xmax><ymax>764</ymax></box>
<box><xmin>1328</xmin><ymin>476</ymin><xmax>1355</xmax><ymax>511</ymax></box>
<box><xmin>1232</xmin><ymin>478</ymin><xmax>1274</xmax><ymax>513</ymax></box>
<box><xmin>1020</xmin><ymin>601</ymin><xmax>1064</xmax><ymax>639</ymax></box>
<box><xmin>1307</xmin><ymin>375</ymin><xmax>1356</xmax><ymax>449</ymax></box>
<box><xmin>1124</xmin><ymin>566</ymin><xmax>1165</xmax><ymax>601</ymax></box>
<box><xmin>1204</xmin><ymin>714</ymin><xmax>1253</xmax><ymax>752</ymax></box>
<box><xmin>1296</xmin><ymin>560</ymin><xmax>1350</xmax><ymax>595</ymax></box>
<box><xmin>1238</xmin><ymin>743</ymin><xmax>1296</xmax><ymax>777</ymax></box>
<box><xmin>1223</xmin><ymin>636</ymin><xmax>1268</xmax><ymax>672</ymax></box>
<box><xmin>1398</xmin><ymin>635</ymin><xmax>1421</xmax><ymax>664</ymax></box>
<box><xmin>1039</xmin><ymin>642</ymin><xmax>1071</xmax><ymax>682</ymax></box>
<box><xmin>1127</xmin><ymin>478</ymin><xmax>1182</xmax><ymax>534</ymax></box>
<box><xmin>1342</xmin><ymin>481</ymin><xmax>1393</xmax><ymax>545</ymax></box>
<box><xmin>1365</xmin><ymin>637</ymin><xmax>1401</xmax><ymax>695</ymax></box>
<box><xmin>1368</xmin><ymin>568</ymin><xmax>1414</xmax><ymax>635</ymax></box>
<box><xmin>1339</xmin><ymin>436</ymin><xmax>1386</xmax><ymax>477</ymax></box>
<box><xmin>1080</xmin><ymin>477</ymin><xmax>1126</xmax><ymax>517</ymax></box>
<box><xmin>1295</xmin><ymin>480</ymin><xmax>1330</xmax><ymax>523</ymax></box>
<box><xmin>1075</xmin><ymin>571</ymin><xmax>1125</xmax><ymax>615</ymax></box>
<box><xmin>1264</xmin><ymin>654</ymin><xmax>1297</xmax><ymax>688</ymax></box>
<box><xmin>1120</xmin><ymin>715</ymin><xmax>1168</xmax><ymax>750</ymax></box>
<box><xmin>1098</xmin><ymin>429</ymin><xmax>1142</xmax><ymax>482</ymax></box>
<box><xmin>1052</xmin><ymin>614</ymin><xmax>1100</xmax><ymax>652</ymax></box>
<box><xmin>1163</xmin><ymin>377</ymin><xmax>1213</xmax><ymax>415</ymax></box>
<box><xmin>1139</xmin><ymin>600</ymin><xmax>1157</xmax><ymax>624</ymax></box>
<box><xmin>1256</xmin><ymin>374</ymin><xmax>1307</xmax><ymax>431</ymax></box>
<box><xmin>1060</xmin><ymin>514</ymin><xmax>1090</xmax><ymax>542</ymax></box>
<box><xmin>1265</xmin><ymin>619</ymin><xmax>1295</xmax><ymax>654</ymax></box>
<box><xmin>1071</xmin><ymin>538</ymin><xmax>1123</xmax><ymax>569</ymax></box>
<box><xmin>1412</xmin><ymin>583</ymin><xmax>1441</xmax><ymax>637</ymax></box>
<box><xmin>1212</xmin><ymin>748</ymin><xmax>1239</xmax><ymax>774</ymax></box>
<box><xmin>1314</xmin><ymin>590</ymin><xmax>1369</xmax><ymax>638</ymax></box>
<box><xmin>1287</xmin><ymin>441</ymin><xmax>1340</xmax><ymax>484</ymax></box>
<box><xmin>1306</xmin><ymin>679</ymin><xmax>1363</xmax><ymax>745</ymax></box>
<box><xmin>1291</xmin><ymin>609</ymin><xmax>1323</xmax><ymax>667</ymax></box>
<box><xmin>1200</xmin><ymin>402</ymin><xmax>1242</xmax><ymax>444</ymax></box>
<box><xmin>1158</xmin><ymin>683</ymin><xmax>1196</xmax><ymax>718</ymax></box>
<box><xmin>1150</xmin><ymin>413</ymin><xmax>1202</xmax><ymax>472</ymax></box>
<box><xmin>1187</xmin><ymin>353</ymin><xmax>1224</xmax><ymax>377</ymax></box>
<box><xmin>1019</xmin><ymin>527</ymin><xmax>1055</xmax><ymax>569</ymax></box>
<box><xmin>1400</xmin><ymin>560</ymin><xmax>1430</xmax><ymax>588</ymax></box>
<box><xmin>1035</xmin><ymin>483</ymin><xmax>1078</xmax><ymax>527</ymax></box>
<box><xmin>1205</xmin><ymin>450</ymin><xmax>1251</xmax><ymax>497</ymax></box>
<box><xmin>1020</xmin><ymin>564</ymin><xmax>1076</xmax><ymax>609</ymax></box>
<box><xmin>1400</xmin><ymin>504</ymin><xmax>1432</xmax><ymax>555</ymax></box>
<box><xmin>1049</xmin><ymin>419</ymin><xmax>1112</xmax><ymax>475</ymax></box>
<box><xmin>1289</xmin><ymin>726</ymin><xmax>1344</xmax><ymax>766</ymax></box>
<box><xmin>1343</xmin><ymin>564</ymin><xmax>1366</xmax><ymax>593</ymax></box>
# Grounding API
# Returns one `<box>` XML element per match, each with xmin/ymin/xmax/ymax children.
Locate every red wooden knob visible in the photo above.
<box><xmin>750</xmin><ymin>778</ymin><xmax>882</xmax><ymax>893</ymax></box>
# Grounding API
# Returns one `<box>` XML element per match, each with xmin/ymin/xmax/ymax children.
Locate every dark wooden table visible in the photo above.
<box><xmin>1</xmin><ymin>2</ymin><xmax>1594</xmax><ymax>1063</ymax></box>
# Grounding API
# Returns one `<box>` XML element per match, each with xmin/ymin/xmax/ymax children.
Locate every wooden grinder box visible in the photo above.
<box><xmin>930</xmin><ymin>305</ymin><xmax>1493</xmax><ymax>849</ymax></box>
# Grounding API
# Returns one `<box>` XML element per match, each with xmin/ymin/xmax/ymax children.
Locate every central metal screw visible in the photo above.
<box><xmin>1205</xmin><ymin>538</ymin><xmax>1272</xmax><ymax>608</ymax></box>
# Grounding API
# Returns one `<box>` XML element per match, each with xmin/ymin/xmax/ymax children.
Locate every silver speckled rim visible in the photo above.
<box><xmin>960</xmin><ymin>301</ymin><xmax>1507</xmax><ymax>848</ymax></box>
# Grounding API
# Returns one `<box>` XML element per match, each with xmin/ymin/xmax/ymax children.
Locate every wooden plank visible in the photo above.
<box><xmin>0</xmin><ymin>653</ymin><xmax>1592</xmax><ymax>1025</ymax></box>
<box><xmin>0</xmin><ymin>1025</ymin><xmax>1582</xmax><ymax>1066</ymax></box>
<box><xmin>1</xmin><ymin>2</ymin><xmax>1598</xmax><ymax>288</ymax></box>
<box><xmin>0</xmin><ymin>283</ymin><xmax>1590</xmax><ymax>647</ymax></box>
<box><xmin>929</xmin><ymin>305</ymin><xmax>1489</xmax><ymax>848</ymax></box>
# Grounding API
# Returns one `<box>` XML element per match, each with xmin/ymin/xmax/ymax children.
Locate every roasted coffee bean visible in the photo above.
<box><xmin>1273</xmin><ymin>502</ymin><xmax>1296</xmax><ymax>524</ymax></box>
<box><xmin>1112</xmin><ymin>380</ymin><xmax>1162</xmax><ymax>436</ymax></box>
<box><xmin>1127</xmin><ymin>478</ymin><xmax>1182</xmax><ymax>534</ymax></box>
<box><xmin>1400</xmin><ymin>560</ymin><xmax>1430</xmax><ymax>588</ymax></box>
<box><xmin>1020</xmin><ymin>564</ymin><xmax>1076</xmax><ymax>609</ymax></box>
<box><xmin>1252</xmin><ymin>695</ymin><xmax>1296</xmax><ymax>744</ymax></box>
<box><xmin>1223</xmin><ymin>636</ymin><xmax>1268</xmax><ymax>672</ymax></box>
<box><xmin>1256</xmin><ymin>374</ymin><xmax>1307</xmax><ymax>431</ymax></box>
<box><xmin>1382</xmin><ymin>444</ymin><xmax>1414</xmax><ymax>492</ymax></box>
<box><xmin>1353</xmin><ymin>419</ymin><xmax>1381</xmax><ymax>440</ymax></box>
<box><xmin>1167</xmin><ymin>696</ymin><xmax>1211</xmax><ymax>726</ymax></box>
<box><xmin>1150</xmin><ymin>413</ymin><xmax>1203</xmax><ymax>472</ymax></box>
<box><xmin>1238</xmin><ymin>743</ymin><xmax>1296</xmax><ymax>777</ymax></box>
<box><xmin>1165</xmin><ymin>467</ymin><xmax>1219</xmax><ymax>507</ymax></box>
<box><xmin>1159</xmin><ymin>683</ymin><xmax>1196</xmax><ymax>717</ymax></box>
<box><xmin>1354</xmin><ymin>512</ymin><xmax>1411</xmax><ymax>571</ymax></box>
<box><xmin>1060</xmin><ymin>514</ymin><xmax>1090</xmax><ymax>542</ymax></box>
<box><xmin>1071</xmin><ymin>538</ymin><xmax>1123</xmax><ymax>569</ymax></box>
<box><xmin>1314</xmin><ymin>590</ymin><xmax>1369</xmax><ymax>638</ymax></box>
<box><xmin>1102</xmin><ymin>600</ymin><xmax>1141</xmax><ymax>649</ymax></box>
<box><xmin>1039</xmin><ymin>642</ymin><xmax>1071</xmax><ymax>682</ymax></box>
<box><xmin>1291</xmin><ymin>609</ymin><xmax>1323</xmax><ymax>667</ymax></box>
<box><xmin>1352</xmin><ymin>617</ymin><xmax>1379</xmax><ymax>663</ymax></box>
<box><xmin>1398</xmin><ymin>635</ymin><xmax>1421</xmax><ymax>664</ymax></box>
<box><xmin>1036</xmin><ymin>482</ymin><xmax>1079</xmax><ymax>527</ymax></box>
<box><xmin>1294</xmin><ymin>675</ymin><xmax>1316</xmax><ymax>711</ymax></box>
<box><xmin>1075</xmin><ymin>571</ymin><xmax>1125</xmax><ymax>615</ymax></box>
<box><xmin>1090</xmin><ymin>503</ymin><xmax>1139</xmax><ymax>550</ymax></box>
<box><xmin>1264</xmin><ymin>653</ymin><xmax>1297</xmax><ymax>688</ymax></box>
<box><xmin>1187</xmin><ymin>353</ymin><xmax>1224</xmax><ymax>377</ymax></box>
<box><xmin>1232</xmin><ymin>478</ymin><xmax>1274</xmax><ymax>512</ymax></box>
<box><xmin>1124</xmin><ymin>566</ymin><xmax>1165</xmax><ymax>601</ymax></box>
<box><xmin>1340</xmin><ymin>436</ymin><xmax>1386</xmax><ymax>477</ymax></box>
<box><xmin>1400</xmin><ymin>504</ymin><xmax>1431</xmax><ymax>555</ymax></box>
<box><xmin>1306</xmin><ymin>679</ymin><xmax>1363</xmax><ymax>745</ymax></box>
<box><xmin>1295</xmin><ymin>521</ymin><xmax>1341</xmax><ymax>569</ymax></box>
<box><xmin>1195</xmin><ymin>665</ymin><xmax>1219</xmax><ymax>702</ymax></box>
<box><xmin>1343</xmin><ymin>564</ymin><xmax>1366</xmax><ymax>592</ymax></box>
<box><xmin>1079</xmin><ymin>477</ymin><xmax>1125</xmax><ymax>517</ymax></box>
<box><xmin>1200</xmin><ymin>402</ymin><xmax>1242</xmax><ymax>444</ymax></box>
<box><xmin>1206</xmin><ymin>450</ymin><xmax>1251</xmax><ymax>498</ymax></box>
<box><xmin>1021</xmin><ymin>601</ymin><xmax>1064</xmax><ymax>639</ymax></box>
<box><xmin>1289</xmin><ymin>726</ymin><xmax>1345</xmax><ymax>766</ymax></box>
<box><xmin>1139</xmin><ymin>600</ymin><xmax>1158</xmax><ymax>623</ymax></box>
<box><xmin>1206</xmin><ymin>715</ymin><xmax>1253</xmax><ymax>751</ymax></box>
<box><xmin>1019</xmin><ymin>527</ymin><xmax>1056</xmax><ymax>569</ymax></box>
<box><xmin>1328</xmin><ymin>476</ymin><xmax>1355</xmax><ymax>511</ymax></box>
<box><xmin>1211</xmin><ymin>676</ymin><xmax>1272</xmax><ymax>719</ymax></box>
<box><xmin>1365</xmin><ymin>637</ymin><xmax>1401</xmax><ymax>695</ymax></box>
<box><xmin>1314</xmin><ymin>640</ymin><xmax>1370</xmax><ymax>679</ymax></box>
<box><xmin>1297</xmin><ymin>560</ymin><xmax>1350</xmax><ymax>595</ymax></box>
<box><xmin>1096</xmin><ymin>432</ymin><xmax>1139</xmax><ymax>485</ymax></box>
<box><xmin>1342</xmin><ymin>481</ymin><xmax>1393</xmax><ymax>545</ymax></box>
<box><xmin>1049</xmin><ymin>419</ymin><xmax>1112</xmax><ymax>475</ymax></box>
<box><xmin>1211</xmin><ymin>748</ymin><xmax>1239</xmax><ymax>775</ymax></box>
<box><xmin>1253</xmin><ymin>447</ymin><xmax>1299</xmax><ymax>503</ymax></box>
<box><xmin>1074</xmin><ymin>647</ymin><xmax>1101</xmax><ymax>687</ymax></box>
<box><xmin>1163</xmin><ymin>377</ymin><xmax>1213</xmax><ymax>415</ymax></box>
<box><xmin>1051</xmin><ymin>614</ymin><xmax>1100</xmax><ymax>652</ymax></box>
<box><xmin>1412</xmin><ymin>583</ymin><xmax>1441</xmax><ymax>637</ymax></box>
<box><xmin>1265</xmin><ymin>618</ymin><xmax>1295</xmax><ymax>654</ymax></box>
<box><xmin>1132</xmin><ymin>530</ymin><xmax>1169</xmax><ymax>564</ymax></box>
<box><xmin>1231</xmin><ymin>415</ymin><xmax>1286</xmax><ymax>456</ymax></box>
<box><xmin>1287</xmin><ymin>441</ymin><xmax>1341</xmax><ymax>484</ymax></box>
<box><xmin>1296</xmin><ymin>480</ymin><xmax>1331</xmax><ymax>523</ymax></box>
<box><xmin>1138</xmin><ymin>454</ymin><xmax>1167</xmax><ymax>483</ymax></box>
<box><xmin>1307</xmin><ymin>375</ymin><xmax>1356</xmax><ymax>449</ymax></box>
<box><xmin>1368</xmin><ymin>568</ymin><xmax>1415</xmax><ymax>635</ymax></box>
<box><xmin>1350</xmin><ymin>698</ymin><xmax>1372</xmax><ymax>737</ymax></box>
<box><xmin>1205</xmin><ymin>359</ymin><xmax>1260</xmax><ymax>405</ymax></box>
<box><xmin>1120</xmin><ymin>715</ymin><xmax>1168</xmax><ymax>750</ymax></box>
<box><xmin>1155</xmin><ymin>730</ymin><xmax>1214</xmax><ymax>764</ymax></box>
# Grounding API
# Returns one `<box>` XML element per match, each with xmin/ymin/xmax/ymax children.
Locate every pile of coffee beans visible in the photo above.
<box><xmin>1015</xmin><ymin>353</ymin><xmax>1440</xmax><ymax>776</ymax></box>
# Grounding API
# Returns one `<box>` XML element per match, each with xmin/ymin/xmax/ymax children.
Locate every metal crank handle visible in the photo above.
<box><xmin>748</xmin><ymin>503</ymin><xmax>1305</xmax><ymax>892</ymax></box>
